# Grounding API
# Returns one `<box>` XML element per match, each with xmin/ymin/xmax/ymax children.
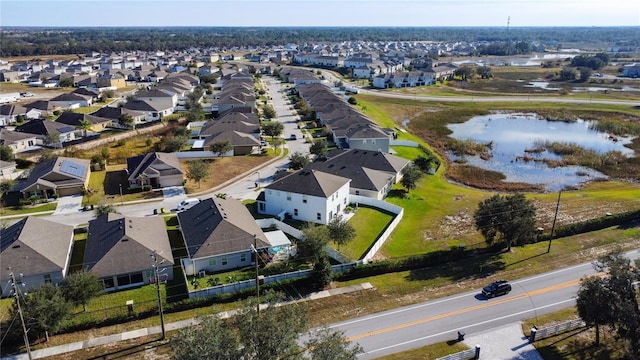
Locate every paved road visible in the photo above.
<box><xmin>326</xmin><ymin>248</ymin><xmax>640</xmax><ymax>359</ymax></box>
<box><xmin>211</xmin><ymin>76</ymin><xmax>310</xmax><ymax>201</ymax></box>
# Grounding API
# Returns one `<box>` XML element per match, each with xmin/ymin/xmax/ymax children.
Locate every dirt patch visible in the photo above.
<box><xmin>182</xmin><ymin>155</ymin><xmax>273</xmax><ymax>193</ymax></box>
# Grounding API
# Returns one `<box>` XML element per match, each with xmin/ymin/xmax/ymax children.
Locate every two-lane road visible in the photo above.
<box><xmin>325</xmin><ymin>248</ymin><xmax>639</xmax><ymax>359</ymax></box>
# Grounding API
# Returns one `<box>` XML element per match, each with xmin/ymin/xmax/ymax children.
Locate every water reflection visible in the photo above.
<box><xmin>447</xmin><ymin>113</ymin><xmax>635</xmax><ymax>191</ymax></box>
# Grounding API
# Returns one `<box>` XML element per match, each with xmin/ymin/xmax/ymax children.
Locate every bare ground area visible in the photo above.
<box><xmin>181</xmin><ymin>155</ymin><xmax>274</xmax><ymax>193</ymax></box>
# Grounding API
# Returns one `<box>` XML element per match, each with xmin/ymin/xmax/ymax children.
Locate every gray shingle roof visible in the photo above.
<box><xmin>177</xmin><ymin>197</ymin><xmax>269</xmax><ymax>259</ymax></box>
<box><xmin>84</xmin><ymin>213</ymin><xmax>173</xmax><ymax>278</ymax></box>
<box><xmin>266</xmin><ymin>169</ymin><xmax>350</xmax><ymax>197</ymax></box>
<box><xmin>0</xmin><ymin>217</ymin><xmax>74</xmax><ymax>280</ymax></box>
<box><xmin>127</xmin><ymin>152</ymin><xmax>183</xmax><ymax>182</ymax></box>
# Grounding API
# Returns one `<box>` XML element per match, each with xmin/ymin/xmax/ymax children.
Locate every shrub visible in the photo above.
<box><xmin>15</xmin><ymin>158</ymin><xmax>33</xmax><ymax>169</ymax></box>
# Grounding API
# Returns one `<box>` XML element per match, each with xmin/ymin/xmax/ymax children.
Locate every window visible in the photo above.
<box><xmin>329</xmin><ymin>211</ymin><xmax>333</xmax><ymax>219</ymax></box>
<box><xmin>355</xmin><ymin>190</ymin><xmax>360</xmax><ymax>195</ymax></box>
<box><xmin>259</xmin><ymin>203</ymin><xmax>265</xmax><ymax>211</ymax></box>
<box><xmin>302</xmin><ymin>196</ymin><xmax>307</xmax><ymax>204</ymax></box>
<box><xmin>241</xmin><ymin>254</ymin><xmax>247</xmax><ymax>262</ymax></box>
<box><xmin>294</xmin><ymin>209</ymin><xmax>298</xmax><ymax>216</ymax></box>
<box><xmin>117</xmin><ymin>274</ymin><xmax>132</xmax><ymax>287</ymax></box>
<box><xmin>103</xmin><ymin>278</ymin><xmax>115</xmax><ymax>289</ymax></box>
<box><xmin>130</xmin><ymin>273</ymin><xmax>144</xmax><ymax>284</ymax></box>
<box><xmin>316</xmin><ymin>213</ymin><xmax>321</xmax><ymax>220</ymax></box>
<box><xmin>209</xmin><ymin>258</ymin><xmax>217</xmax><ymax>266</ymax></box>
<box><xmin>286</xmin><ymin>193</ymin><xmax>291</xmax><ymax>201</ymax></box>
<box><xmin>222</xmin><ymin>256</ymin><xmax>228</xmax><ymax>266</ymax></box>
<box><xmin>44</xmin><ymin>274</ymin><xmax>51</xmax><ymax>284</ymax></box>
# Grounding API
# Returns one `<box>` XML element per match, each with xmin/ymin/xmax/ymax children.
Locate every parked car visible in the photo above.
<box><xmin>482</xmin><ymin>280</ymin><xmax>512</xmax><ymax>298</ymax></box>
<box><xmin>289</xmin><ymin>134</ymin><xmax>297</xmax><ymax>140</ymax></box>
<box><xmin>177</xmin><ymin>198</ymin><xmax>201</xmax><ymax>211</ymax></box>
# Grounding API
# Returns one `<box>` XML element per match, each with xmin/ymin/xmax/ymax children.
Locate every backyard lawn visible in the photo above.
<box><xmin>340</xmin><ymin>206</ymin><xmax>395</xmax><ymax>261</ymax></box>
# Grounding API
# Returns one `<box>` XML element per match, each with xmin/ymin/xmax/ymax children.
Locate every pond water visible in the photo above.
<box><xmin>447</xmin><ymin>113</ymin><xmax>635</xmax><ymax>191</ymax></box>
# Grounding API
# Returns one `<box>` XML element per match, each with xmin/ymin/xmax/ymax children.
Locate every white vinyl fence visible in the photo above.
<box><xmin>350</xmin><ymin>195</ymin><xmax>404</xmax><ymax>263</ymax></box>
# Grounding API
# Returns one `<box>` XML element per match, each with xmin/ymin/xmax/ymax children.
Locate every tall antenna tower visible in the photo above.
<box><xmin>507</xmin><ymin>16</ymin><xmax>511</xmax><ymax>31</ymax></box>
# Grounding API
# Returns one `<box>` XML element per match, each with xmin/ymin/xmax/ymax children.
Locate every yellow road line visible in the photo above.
<box><xmin>348</xmin><ymin>277</ymin><xmax>581</xmax><ymax>341</ymax></box>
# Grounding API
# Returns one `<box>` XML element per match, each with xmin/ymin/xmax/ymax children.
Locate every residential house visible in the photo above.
<box><xmin>126</xmin><ymin>152</ymin><xmax>184</xmax><ymax>189</ymax></box>
<box><xmin>9</xmin><ymin>156</ymin><xmax>90</xmax><ymax>200</ymax></box>
<box><xmin>307</xmin><ymin>149</ymin><xmax>410</xmax><ymax>200</ymax></box>
<box><xmin>135</xmin><ymin>88</ymin><xmax>178</xmax><ymax>108</ymax></box>
<box><xmin>0</xmin><ymin>104</ymin><xmax>29</xmax><ymax>126</ymax></box>
<box><xmin>96</xmin><ymin>73</ymin><xmax>126</xmax><ymax>89</ymax></box>
<box><xmin>372</xmin><ymin>71</ymin><xmax>435</xmax><ymax>89</ymax></box>
<box><xmin>89</xmin><ymin>106</ymin><xmax>145</xmax><ymax>129</ymax></box>
<box><xmin>147</xmin><ymin>70</ymin><xmax>168</xmax><ymax>82</ymax></box>
<box><xmin>55</xmin><ymin>111</ymin><xmax>112</xmax><ymax>133</ymax></box>
<box><xmin>23</xmin><ymin>100</ymin><xmax>59</xmax><ymax>118</ymax></box>
<box><xmin>0</xmin><ymin>217</ymin><xmax>74</xmax><ymax>297</ymax></box>
<box><xmin>72</xmin><ymin>87</ymin><xmax>101</xmax><ymax>102</ymax></box>
<box><xmin>0</xmin><ymin>159</ymin><xmax>19</xmax><ymax>180</ymax></box>
<box><xmin>297</xmin><ymin>83</ymin><xmax>393</xmax><ymax>152</ymax></box>
<box><xmin>15</xmin><ymin>119</ymin><xmax>79</xmax><ymax>147</ymax></box>
<box><xmin>49</xmin><ymin>92</ymin><xmax>93</xmax><ymax>109</ymax></box>
<box><xmin>257</xmin><ymin>169</ymin><xmax>351</xmax><ymax>225</ymax></box>
<box><xmin>84</xmin><ymin>214</ymin><xmax>174</xmax><ymax>291</ymax></box>
<box><xmin>122</xmin><ymin>99</ymin><xmax>174</xmax><ymax>122</ymax></box>
<box><xmin>195</xmin><ymin>108</ymin><xmax>260</xmax><ymax>154</ymax></box>
<box><xmin>177</xmin><ymin>197</ymin><xmax>277</xmax><ymax>276</ymax></box>
<box><xmin>0</xmin><ymin>70</ymin><xmax>24</xmax><ymax>83</ymax></box>
<box><xmin>0</xmin><ymin>128</ymin><xmax>40</xmax><ymax>153</ymax></box>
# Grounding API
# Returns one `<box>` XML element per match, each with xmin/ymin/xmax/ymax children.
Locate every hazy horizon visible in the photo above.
<box><xmin>2</xmin><ymin>0</ymin><xmax>639</xmax><ymax>28</ymax></box>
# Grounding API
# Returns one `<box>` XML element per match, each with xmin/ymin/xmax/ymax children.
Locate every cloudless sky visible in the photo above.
<box><xmin>1</xmin><ymin>0</ymin><xmax>639</xmax><ymax>27</ymax></box>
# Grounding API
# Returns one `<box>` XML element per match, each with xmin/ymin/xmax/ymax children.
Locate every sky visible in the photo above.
<box><xmin>1</xmin><ymin>0</ymin><xmax>639</xmax><ymax>28</ymax></box>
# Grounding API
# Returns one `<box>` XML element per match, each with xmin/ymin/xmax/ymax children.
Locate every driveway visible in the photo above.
<box><xmin>162</xmin><ymin>186</ymin><xmax>186</xmax><ymax>199</ymax></box>
<box><xmin>53</xmin><ymin>194</ymin><xmax>84</xmax><ymax>215</ymax></box>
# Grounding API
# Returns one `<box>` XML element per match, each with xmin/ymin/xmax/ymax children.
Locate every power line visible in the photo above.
<box><xmin>8</xmin><ymin>269</ymin><xmax>32</xmax><ymax>360</ymax></box>
<box><xmin>150</xmin><ymin>250</ymin><xmax>166</xmax><ymax>340</ymax></box>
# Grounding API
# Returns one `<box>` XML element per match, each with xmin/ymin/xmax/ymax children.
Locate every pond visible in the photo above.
<box><xmin>447</xmin><ymin>113</ymin><xmax>635</xmax><ymax>191</ymax></box>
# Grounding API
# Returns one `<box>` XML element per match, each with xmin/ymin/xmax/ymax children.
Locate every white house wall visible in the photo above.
<box><xmin>185</xmin><ymin>249</ymin><xmax>254</xmax><ymax>276</ymax></box>
<box><xmin>346</xmin><ymin>137</ymin><xmax>390</xmax><ymax>153</ymax></box>
<box><xmin>263</xmin><ymin>181</ymin><xmax>350</xmax><ymax>225</ymax></box>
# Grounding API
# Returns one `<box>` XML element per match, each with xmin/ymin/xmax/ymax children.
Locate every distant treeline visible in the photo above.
<box><xmin>1</xmin><ymin>26</ymin><xmax>639</xmax><ymax>57</ymax></box>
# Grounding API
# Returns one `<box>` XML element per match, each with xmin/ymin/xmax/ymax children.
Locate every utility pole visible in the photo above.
<box><xmin>9</xmin><ymin>269</ymin><xmax>32</xmax><ymax>360</ymax></box>
<box><xmin>150</xmin><ymin>251</ymin><xmax>166</xmax><ymax>339</ymax></box>
<box><xmin>547</xmin><ymin>190</ymin><xmax>562</xmax><ymax>253</ymax></box>
<box><xmin>251</xmin><ymin>234</ymin><xmax>260</xmax><ymax>315</ymax></box>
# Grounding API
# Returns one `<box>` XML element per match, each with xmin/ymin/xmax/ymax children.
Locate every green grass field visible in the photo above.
<box><xmin>340</xmin><ymin>206</ymin><xmax>395</xmax><ymax>261</ymax></box>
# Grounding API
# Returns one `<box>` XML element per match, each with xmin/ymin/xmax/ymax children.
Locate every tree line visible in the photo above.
<box><xmin>2</xmin><ymin>26</ymin><xmax>639</xmax><ymax>57</ymax></box>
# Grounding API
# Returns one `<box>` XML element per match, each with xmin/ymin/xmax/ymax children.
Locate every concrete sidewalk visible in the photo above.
<box><xmin>463</xmin><ymin>322</ymin><xmax>543</xmax><ymax>360</ymax></box>
<box><xmin>2</xmin><ymin>283</ymin><xmax>374</xmax><ymax>360</ymax></box>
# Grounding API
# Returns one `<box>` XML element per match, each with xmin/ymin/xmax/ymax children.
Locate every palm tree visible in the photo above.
<box><xmin>78</xmin><ymin>120</ymin><xmax>92</xmax><ymax>137</ymax></box>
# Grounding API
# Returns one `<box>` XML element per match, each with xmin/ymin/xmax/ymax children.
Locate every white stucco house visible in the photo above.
<box><xmin>257</xmin><ymin>169</ymin><xmax>351</xmax><ymax>225</ymax></box>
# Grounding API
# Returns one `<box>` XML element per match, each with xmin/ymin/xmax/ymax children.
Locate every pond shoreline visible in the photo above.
<box><xmin>439</xmin><ymin>111</ymin><xmax>640</xmax><ymax>192</ymax></box>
